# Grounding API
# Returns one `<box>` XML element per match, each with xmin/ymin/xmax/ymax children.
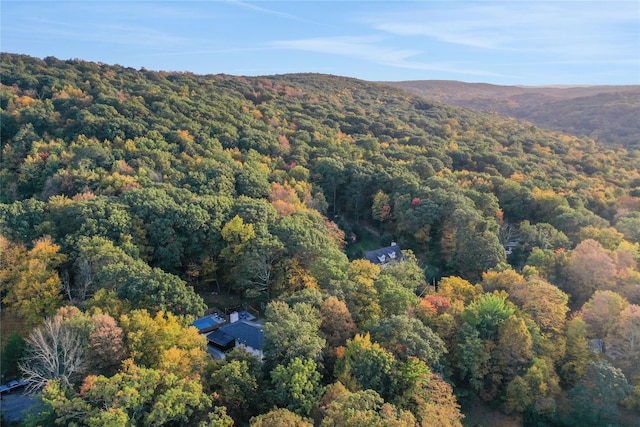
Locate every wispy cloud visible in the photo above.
<box><xmin>270</xmin><ymin>36</ymin><xmax>503</xmax><ymax>77</ymax></box>
<box><xmin>145</xmin><ymin>47</ymin><xmax>275</xmax><ymax>57</ymax></box>
<box><xmin>11</xmin><ymin>17</ymin><xmax>187</xmax><ymax>49</ymax></box>
<box><xmin>365</xmin><ymin>2</ymin><xmax>639</xmax><ymax>59</ymax></box>
<box><xmin>226</xmin><ymin>0</ymin><xmax>306</xmax><ymax>21</ymax></box>
<box><xmin>271</xmin><ymin>36</ymin><xmax>419</xmax><ymax>63</ymax></box>
<box><xmin>3</xmin><ymin>1</ymin><xmax>204</xmax><ymax>52</ymax></box>
<box><xmin>372</xmin><ymin>5</ymin><xmax>514</xmax><ymax>50</ymax></box>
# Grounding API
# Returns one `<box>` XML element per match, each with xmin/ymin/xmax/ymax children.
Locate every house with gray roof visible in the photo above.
<box><xmin>365</xmin><ymin>242</ymin><xmax>403</xmax><ymax>267</ymax></box>
<box><xmin>206</xmin><ymin>316</ymin><xmax>264</xmax><ymax>360</ymax></box>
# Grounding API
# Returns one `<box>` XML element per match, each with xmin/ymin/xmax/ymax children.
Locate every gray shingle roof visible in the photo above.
<box><xmin>216</xmin><ymin>320</ymin><xmax>264</xmax><ymax>350</ymax></box>
<box><xmin>206</xmin><ymin>329</ymin><xmax>235</xmax><ymax>347</ymax></box>
<box><xmin>365</xmin><ymin>243</ymin><xmax>402</xmax><ymax>265</ymax></box>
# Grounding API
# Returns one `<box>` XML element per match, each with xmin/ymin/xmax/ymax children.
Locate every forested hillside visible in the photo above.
<box><xmin>1</xmin><ymin>53</ymin><xmax>639</xmax><ymax>426</ymax></box>
<box><xmin>385</xmin><ymin>80</ymin><xmax>640</xmax><ymax>150</ymax></box>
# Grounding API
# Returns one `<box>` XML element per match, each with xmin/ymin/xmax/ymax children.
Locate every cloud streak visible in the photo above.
<box><xmin>270</xmin><ymin>36</ymin><xmax>503</xmax><ymax>77</ymax></box>
<box><xmin>226</xmin><ymin>0</ymin><xmax>306</xmax><ymax>22</ymax></box>
<box><xmin>10</xmin><ymin>18</ymin><xmax>187</xmax><ymax>49</ymax></box>
<box><xmin>365</xmin><ymin>1</ymin><xmax>639</xmax><ymax>60</ymax></box>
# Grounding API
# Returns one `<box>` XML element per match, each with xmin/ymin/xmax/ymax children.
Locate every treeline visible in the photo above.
<box><xmin>386</xmin><ymin>80</ymin><xmax>640</xmax><ymax>150</ymax></box>
<box><xmin>1</xmin><ymin>53</ymin><xmax>639</xmax><ymax>426</ymax></box>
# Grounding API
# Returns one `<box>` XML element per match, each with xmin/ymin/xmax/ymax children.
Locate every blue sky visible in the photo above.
<box><xmin>2</xmin><ymin>1</ymin><xmax>639</xmax><ymax>85</ymax></box>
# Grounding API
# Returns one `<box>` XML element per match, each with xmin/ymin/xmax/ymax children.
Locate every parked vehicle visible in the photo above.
<box><xmin>0</xmin><ymin>379</ymin><xmax>27</xmax><ymax>394</ymax></box>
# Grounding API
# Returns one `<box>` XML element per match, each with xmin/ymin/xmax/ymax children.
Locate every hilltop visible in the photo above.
<box><xmin>2</xmin><ymin>52</ymin><xmax>638</xmax><ymax>307</ymax></box>
<box><xmin>384</xmin><ymin>80</ymin><xmax>640</xmax><ymax>150</ymax></box>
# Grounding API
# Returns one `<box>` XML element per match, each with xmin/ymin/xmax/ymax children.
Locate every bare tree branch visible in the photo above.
<box><xmin>61</xmin><ymin>270</ymin><xmax>73</xmax><ymax>302</ymax></box>
<box><xmin>76</xmin><ymin>258</ymin><xmax>94</xmax><ymax>303</ymax></box>
<box><xmin>19</xmin><ymin>315</ymin><xmax>87</xmax><ymax>393</ymax></box>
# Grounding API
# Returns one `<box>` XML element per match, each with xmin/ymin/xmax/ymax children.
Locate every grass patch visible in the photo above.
<box><xmin>0</xmin><ymin>311</ymin><xmax>30</xmax><ymax>349</ymax></box>
<box><xmin>344</xmin><ymin>223</ymin><xmax>385</xmax><ymax>260</ymax></box>
<box><xmin>198</xmin><ymin>291</ymin><xmax>243</xmax><ymax>314</ymax></box>
<box><xmin>461</xmin><ymin>394</ymin><xmax>522</xmax><ymax>427</ymax></box>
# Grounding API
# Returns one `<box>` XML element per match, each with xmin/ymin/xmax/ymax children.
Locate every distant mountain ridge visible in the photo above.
<box><xmin>384</xmin><ymin>80</ymin><xmax>640</xmax><ymax>150</ymax></box>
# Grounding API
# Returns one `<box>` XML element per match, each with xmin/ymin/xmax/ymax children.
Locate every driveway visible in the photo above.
<box><xmin>0</xmin><ymin>391</ymin><xmax>40</xmax><ymax>422</ymax></box>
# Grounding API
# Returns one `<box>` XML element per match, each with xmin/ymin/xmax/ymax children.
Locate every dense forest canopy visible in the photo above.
<box><xmin>385</xmin><ymin>80</ymin><xmax>640</xmax><ymax>150</ymax></box>
<box><xmin>1</xmin><ymin>53</ymin><xmax>639</xmax><ymax>426</ymax></box>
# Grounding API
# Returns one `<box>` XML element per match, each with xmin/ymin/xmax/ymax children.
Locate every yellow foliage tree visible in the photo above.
<box><xmin>1</xmin><ymin>236</ymin><xmax>66</xmax><ymax>327</ymax></box>
<box><xmin>347</xmin><ymin>260</ymin><xmax>382</xmax><ymax>323</ymax></box>
<box><xmin>119</xmin><ymin>310</ymin><xmax>208</xmax><ymax>376</ymax></box>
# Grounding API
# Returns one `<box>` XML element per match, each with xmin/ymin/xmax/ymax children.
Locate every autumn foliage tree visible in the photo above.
<box><xmin>1</xmin><ymin>235</ymin><xmax>65</xmax><ymax>326</ymax></box>
<box><xmin>320</xmin><ymin>296</ymin><xmax>357</xmax><ymax>373</ymax></box>
<box><xmin>87</xmin><ymin>313</ymin><xmax>127</xmax><ymax>376</ymax></box>
<box><xmin>508</xmin><ymin>278</ymin><xmax>569</xmax><ymax>336</ymax></box>
<box><xmin>250</xmin><ymin>408</ymin><xmax>313</xmax><ymax>427</ymax></box>
<box><xmin>320</xmin><ymin>296</ymin><xmax>357</xmax><ymax>349</ymax></box>
<box><xmin>119</xmin><ymin>309</ymin><xmax>208</xmax><ymax>376</ymax></box>
<box><xmin>580</xmin><ymin>290</ymin><xmax>629</xmax><ymax>341</ymax></box>
<box><xmin>563</xmin><ymin>239</ymin><xmax>617</xmax><ymax>306</ymax></box>
<box><xmin>344</xmin><ymin>259</ymin><xmax>382</xmax><ymax>324</ymax></box>
<box><xmin>559</xmin><ymin>317</ymin><xmax>592</xmax><ymax>389</ymax></box>
<box><xmin>605</xmin><ymin>303</ymin><xmax>640</xmax><ymax>377</ymax></box>
<box><xmin>318</xmin><ymin>383</ymin><xmax>416</xmax><ymax>427</ymax></box>
<box><xmin>334</xmin><ymin>333</ymin><xmax>396</xmax><ymax>401</ymax></box>
<box><xmin>33</xmin><ymin>360</ymin><xmax>213</xmax><ymax>426</ymax></box>
<box><xmin>393</xmin><ymin>357</ymin><xmax>464</xmax><ymax>426</ymax></box>
<box><xmin>503</xmin><ymin>357</ymin><xmax>560</xmax><ymax>418</ymax></box>
<box><xmin>371</xmin><ymin>190</ymin><xmax>391</xmax><ymax>231</ymax></box>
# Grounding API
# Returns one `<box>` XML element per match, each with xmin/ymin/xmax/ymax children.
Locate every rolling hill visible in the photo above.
<box><xmin>384</xmin><ymin>80</ymin><xmax>640</xmax><ymax>150</ymax></box>
<box><xmin>1</xmin><ymin>53</ymin><xmax>639</xmax><ymax>426</ymax></box>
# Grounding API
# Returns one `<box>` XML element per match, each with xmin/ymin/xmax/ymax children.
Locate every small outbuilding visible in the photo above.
<box><xmin>190</xmin><ymin>312</ymin><xmax>227</xmax><ymax>333</ymax></box>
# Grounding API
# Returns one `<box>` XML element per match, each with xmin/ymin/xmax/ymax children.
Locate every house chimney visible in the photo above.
<box><xmin>391</xmin><ymin>242</ymin><xmax>397</xmax><ymax>246</ymax></box>
<box><xmin>230</xmin><ymin>312</ymin><xmax>239</xmax><ymax>323</ymax></box>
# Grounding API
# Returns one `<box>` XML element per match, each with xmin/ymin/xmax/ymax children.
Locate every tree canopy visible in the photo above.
<box><xmin>1</xmin><ymin>53</ymin><xmax>639</xmax><ymax>426</ymax></box>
